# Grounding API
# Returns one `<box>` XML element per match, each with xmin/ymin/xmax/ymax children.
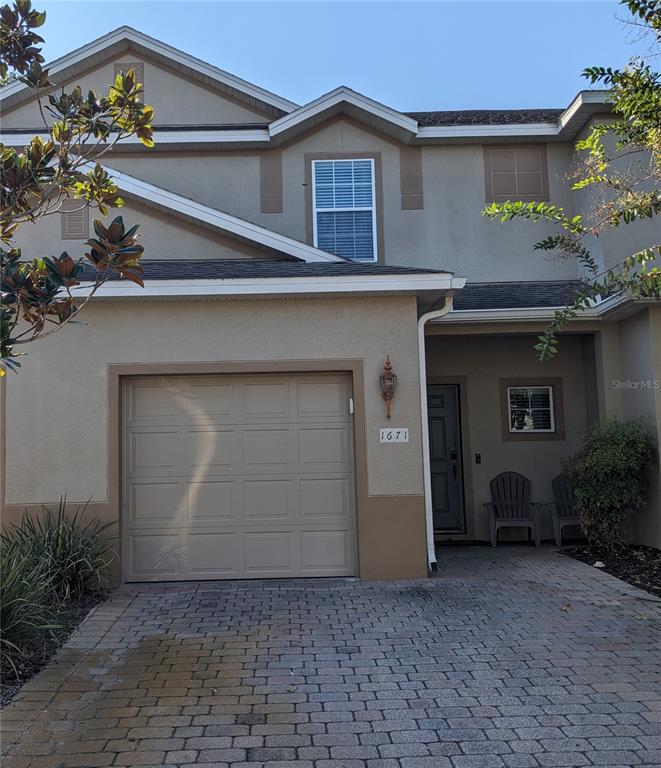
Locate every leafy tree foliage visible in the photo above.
<box><xmin>483</xmin><ymin>0</ymin><xmax>661</xmax><ymax>360</ymax></box>
<box><xmin>1</xmin><ymin>1</ymin><xmax>155</xmax><ymax>374</ymax></box>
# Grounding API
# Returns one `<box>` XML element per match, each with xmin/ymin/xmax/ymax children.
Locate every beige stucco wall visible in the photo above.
<box><xmin>426</xmin><ymin>332</ymin><xmax>594</xmax><ymax>542</ymax></box>
<box><xmin>614</xmin><ymin>308</ymin><xmax>661</xmax><ymax>548</ymax></box>
<box><xmin>4</xmin><ymin>295</ymin><xmax>423</xmax><ymax>505</ymax></box>
<box><xmin>105</xmin><ymin>154</ymin><xmax>264</xmax><ymax>229</ymax></box>
<box><xmin>11</xmin><ymin>198</ymin><xmax>280</xmax><ymax>262</ymax></box>
<box><xmin>105</xmin><ymin>120</ymin><xmax>580</xmax><ymax>282</ymax></box>
<box><xmin>1</xmin><ymin>55</ymin><xmax>271</xmax><ymax>129</ymax></box>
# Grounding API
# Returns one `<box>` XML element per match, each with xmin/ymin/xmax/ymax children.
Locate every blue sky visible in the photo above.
<box><xmin>36</xmin><ymin>1</ymin><xmax>651</xmax><ymax>111</ymax></box>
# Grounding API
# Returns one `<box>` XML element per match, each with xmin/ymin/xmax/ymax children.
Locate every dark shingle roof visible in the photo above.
<box><xmin>453</xmin><ymin>281</ymin><xmax>583</xmax><ymax>311</ymax></box>
<box><xmin>406</xmin><ymin>109</ymin><xmax>564</xmax><ymax>127</ymax></box>
<box><xmin>83</xmin><ymin>259</ymin><xmax>445</xmax><ymax>280</ymax></box>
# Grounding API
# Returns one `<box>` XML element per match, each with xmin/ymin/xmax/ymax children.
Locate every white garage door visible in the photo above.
<box><xmin>122</xmin><ymin>373</ymin><xmax>356</xmax><ymax>581</ymax></box>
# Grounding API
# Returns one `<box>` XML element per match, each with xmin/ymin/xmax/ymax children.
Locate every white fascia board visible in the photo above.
<box><xmin>269</xmin><ymin>86</ymin><xmax>419</xmax><ymax>139</ymax></box>
<box><xmin>416</xmin><ymin>91</ymin><xmax>611</xmax><ymax>142</ymax></box>
<box><xmin>100</xmin><ymin>165</ymin><xmax>343</xmax><ymax>263</ymax></box>
<box><xmin>436</xmin><ymin>306</ymin><xmax>567</xmax><ymax>323</ymax></box>
<box><xmin>417</xmin><ymin>123</ymin><xmax>559</xmax><ymax>140</ymax></box>
<box><xmin>557</xmin><ymin>90</ymin><xmax>611</xmax><ymax>131</ymax></box>
<box><xmin>0</xmin><ymin>26</ymin><xmax>298</xmax><ymax>114</ymax></box>
<box><xmin>0</xmin><ymin>129</ymin><xmax>272</xmax><ymax>147</ymax></box>
<box><xmin>77</xmin><ymin>272</ymin><xmax>457</xmax><ymax>299</ymax></box>
<box><xmin>433</xmin><ymin>292</ymin><xmax>626</xmax><ymax>324</ymax></box>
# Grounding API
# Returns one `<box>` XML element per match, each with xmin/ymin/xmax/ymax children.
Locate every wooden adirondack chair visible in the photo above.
<box><xmin>484</xmin><ymin>471</ymin><xmax>542</xmax><ymax>547</ymax></box>
<box><xmin>551</xmin><ymin>472</ymin><xmax>581</xmax><ymax>547</ymax></box>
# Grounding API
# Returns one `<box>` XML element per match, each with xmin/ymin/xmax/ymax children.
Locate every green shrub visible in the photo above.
<box><xmin>1</xmin><ymin>497</ymin><xmax>117</xmax><ymax>606</ymax></box>
<box><xmin>564</xmin><ymin>418</ymin><xmax>656</xmax><ymax>551</ymax></box>
<box><xmin>0</xmin><ymin>546</ymin><xmax>55</xmax><ymax>673</ymax></box>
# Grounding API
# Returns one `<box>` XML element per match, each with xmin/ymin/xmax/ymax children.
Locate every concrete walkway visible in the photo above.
<box><xmin>1</xmin><ymin>546</ymin><xmax>661</xmax><ymax>768</ymax></box>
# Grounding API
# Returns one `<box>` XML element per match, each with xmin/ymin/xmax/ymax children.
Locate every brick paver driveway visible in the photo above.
<box><xmin>2</xmin><ymin>546</ymin><xmax>661</xmax><ymax>768</ymax></box>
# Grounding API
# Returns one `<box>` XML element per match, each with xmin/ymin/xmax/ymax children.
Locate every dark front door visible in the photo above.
<box><xmin>427</xmin><ymin>384</ymin><xmax>465</xmax><ymax>532</ymax></box>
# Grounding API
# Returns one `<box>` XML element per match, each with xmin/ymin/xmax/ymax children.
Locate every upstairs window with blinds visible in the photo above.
<box><xmin>312</xmin><ymin>159</ymin><xmax>377</xmax><ymax>262</ymax></box>
<box><xmin>60</xmin><ymin>199</ymin><xmax>89</xmax><ymax>240</ymax></box>
<box><xmin>507</xmin><ymin>385</ymin><xmax>555</xmax><ymax>433</ymax></box>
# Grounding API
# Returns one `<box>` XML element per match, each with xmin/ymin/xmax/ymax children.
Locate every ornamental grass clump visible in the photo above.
<box><xmin>1</xmin><ymin>497</ymin><xmax>117</xmax><ymax>606</ymax></box>
<box><xmin>0</xmin><ymin>545</ymin><xmax>55</xmax><ymax>673</ymax></box>
<box><xmin>564</xmin><ymin>418</ymin><xmax>656</xmax><ymax>552</ymax></box>
<box><xmin>0</xmin><ymin>497</ymin><xmax>116</xmax><ymax>679</ymax></box>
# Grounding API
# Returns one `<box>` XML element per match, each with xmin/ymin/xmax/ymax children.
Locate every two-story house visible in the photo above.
<box><xmin>2</xmin><ymin>27</ymin><xmax>659</xmax><ymax>582</ymax></box>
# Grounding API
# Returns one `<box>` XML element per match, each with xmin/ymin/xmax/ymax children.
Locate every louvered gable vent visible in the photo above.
<box><xmin>60</xmin><ymin>200</ymin><xmax>89</xmax><ymax>240</ymax></box>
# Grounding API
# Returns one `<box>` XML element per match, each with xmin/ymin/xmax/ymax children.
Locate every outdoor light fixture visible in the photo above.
<box><xmin>379</xmin><ymin>356</ymin><xmax>398</xmax><ymax>420</ymax></box>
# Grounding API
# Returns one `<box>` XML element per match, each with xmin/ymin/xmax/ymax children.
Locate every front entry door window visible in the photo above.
<box><xmin>427</xmin><ymin>384</ymin><xmax>465</xmax><ymax>532</ymax></box>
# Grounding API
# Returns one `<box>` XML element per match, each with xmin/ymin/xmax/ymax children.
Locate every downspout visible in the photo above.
<box><xmin>417</xmin><ymin>292</ymin><xmax>454</xmax><ymax>572</ymax></box>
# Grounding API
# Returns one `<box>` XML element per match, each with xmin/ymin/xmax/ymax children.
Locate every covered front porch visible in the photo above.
<box><xmin>421</xmin><ymin>295</ymin><xmax>661</xmax><ymax>555</ymax></box>
<box><xmin>424</xmin><ymin>326</ymin><xmax>599</xmax><ymax>546</ymax></box>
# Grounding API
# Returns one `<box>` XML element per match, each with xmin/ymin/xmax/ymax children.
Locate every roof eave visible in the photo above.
<box><xmin>76</xmin><ymin>271</ymin><xmax>460</xmax><ymax>300</ymax></box>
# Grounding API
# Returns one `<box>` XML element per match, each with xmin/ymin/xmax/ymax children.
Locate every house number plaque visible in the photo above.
<box><xmin>379</xmin><ymin>427</ymin><xmax>409</xmax><ymax>443</ymax></box>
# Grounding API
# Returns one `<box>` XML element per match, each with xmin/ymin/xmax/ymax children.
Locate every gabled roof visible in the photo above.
<box><xmin>0</xmin><ymin>26</ymin><xmax>298</xmax><ymax>117</ymax></box>
<box><xmin>269</xmin><ymin>86</ymin><xmax>419</xmax><ymax>144</ymax></box>
<box><xmin>0</xmin><ymin>24</ymin><xmax>612</xmax><ymax>148</ymax></box>
<box><xmin>100</xmin><ymin>165</ymin><xmax>343</xmax><ymax>263</ymax></box>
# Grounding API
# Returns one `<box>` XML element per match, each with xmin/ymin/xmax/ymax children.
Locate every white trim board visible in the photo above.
<box><xmin>269</xmin><ymin>86</ymin><xmax>419</xmax><ymax>142</ymax></box>
<box><xmin>431</xmin><ymin>292</ymin><xmax>632</xmax><ymax>324</ymax></box>
<box><xmin>77</xmin><ymin>272</ymin><xmax>464</xmax><ymax>299</ymax></box>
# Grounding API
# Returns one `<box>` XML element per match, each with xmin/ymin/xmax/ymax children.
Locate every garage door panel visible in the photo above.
<box><xmin>243</xmin><ymin>428</ymin><xmax>291</xmax><ymax>466</ymax></box>
<box><xmin>188</xmin><ymin>533</ymin><xmax>239</xmax><ymax>576</ymax></box>
<box><xmin>299</xmin><ymin>477</ymin><xmax>350</xmax><ymax>519</ymax></box>
<box><xmin>123</xmin><ymin>373</ymin><xmax>355</xmax><ymax>581</ymax></box>
<box><xmin>129</xmin><ymin>534</ymin><xmax>182</xmax><ymax>579</ymax></box>
<box><xmin>243</xmin><ymin>381</ymin><xmax>289</xmax><ymax>417</ymax></box>
<box><xmin>297</xmin><ymin>379</ymin><xmax>346</xmax><ymax>417</ymax></box>
<box><xmin>243</xmin><ymin>479</ymin><xmax>292</xmax><ymax>520</ymax></box>
<box><xmin>128</xmin><ymin>382</ymin><xmax>182</xmax><ymax>425</ymax></box>
<box><xmin>301</xmin><ymin>530</ymin><xmax>352</xmax><ymax>572</ymax></box>
<box><xmin>244</xmin><ymin>531</ymin><xmax>296</xmax><ymax>573</ymax></box>
<box><xmin>128</xmin><ymin>481</ymin><xmax>184</xmax><ymax>524</ymax></box>
<box><xmin>186</xmin><ymin>428</ymin><xmax>234</xmax><ymax>468</ymax></box>
<box><xmin>184</xmin><ymin>382</ymin><xmax>234</xmax><ymax>418</ymax></box>
<box><xmin>299</xmin><ymin>427</ymin><xmax>348</xmax><ymax>466</ymax></box>
<box><xmin>127</xmin><ymin>429</ymin><xmax>181</xmax><ymax>474</ymax></box>
<box><xmin>187</xmin><ymin>480</ymin><xmax>236</xmax><ymax>521</ymax></box>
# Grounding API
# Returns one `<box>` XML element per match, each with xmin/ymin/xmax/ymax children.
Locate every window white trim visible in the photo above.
<box><xmin>507</xmin><ymin>385</ymin><xmax>555</xmax><ymax>433</ymax></box>
<box><xmin>311</xmin><ymin>158</ymin><xmax>378</xmax><ymax>263</ymax></box>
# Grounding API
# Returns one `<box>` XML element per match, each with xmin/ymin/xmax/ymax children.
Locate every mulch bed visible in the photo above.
<box><xmin>561</xmin><ymin>545</ymin><xmax>661</xmax><ymax>599</ymax></box>
<box><xmin>0</xmin><ymin>592</ymin><xmax>106</xmax><ymax>708</ymax></box>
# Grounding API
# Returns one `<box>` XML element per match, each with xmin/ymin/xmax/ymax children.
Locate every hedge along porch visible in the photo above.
<box><xmin>2</xmin><ymin>293</ymin><xmax>436</xmax><ymax>583</ymax></box>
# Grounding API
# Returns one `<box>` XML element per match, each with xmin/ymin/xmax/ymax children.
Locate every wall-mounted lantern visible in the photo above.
<box><xmin>379</xmin><ymin>356</ymin><xmax>398</xmax><ymax>420</ymax></box>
